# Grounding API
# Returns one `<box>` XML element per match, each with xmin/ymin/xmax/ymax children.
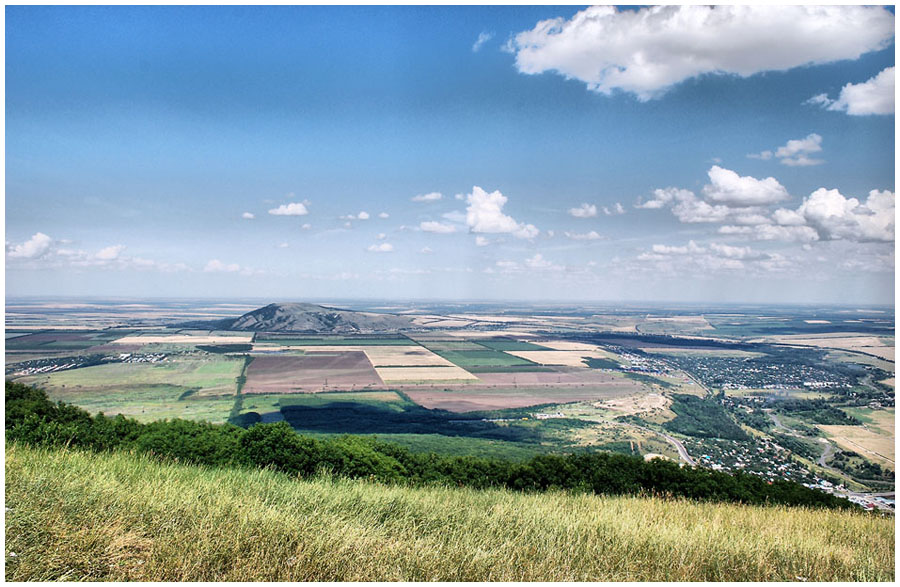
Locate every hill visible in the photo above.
<box><xmin>5</xmin><ymin>443</ymin><xmax>893</xmax><ymax>581</ymax></box>
<box><xmin>221</xmin><ymin>302</ymin><xmax>416</xmax><ymax>333</ymax></box>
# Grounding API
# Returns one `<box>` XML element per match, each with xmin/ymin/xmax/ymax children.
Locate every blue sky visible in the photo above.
<box><xmin>5</xmin><ymin>5</ymin><xmax>895</xmax><ymax>304</ymax></box>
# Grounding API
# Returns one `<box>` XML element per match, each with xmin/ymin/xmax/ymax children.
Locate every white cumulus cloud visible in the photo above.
<box><xmin>751</xmin><ymin>134</ymin><xmax>824</xmax><ymax>166</ymax></box>
<box><xmin>95</xmin><ymin>245</ymin><xmax>126</xmax><ymax>260</ymax></box>
<box><xmin>510</xmin><ymin>5</ymin><xmax>894</xmax><ymax>100</ymax></box>
<box><xmin>465</xmin><ymin>186</ymin><xmax>539</xmax><ymax>239</ymax></box>
<box><xmin>268</xmin><ymin>202</ymin><xmax>309</xmax><ymax>216</ymax></box>
<box><xmin>811</xmin><ymin>67</ymin><xmax>895</xmax><ymax>115</ymax></box>
<box><xmin>602</xmin><ymin>203</ymin><xmax>626</xmax><ymax>215</ymax></box>
<box><xmin>412</xmin><ymin>192</ymin><xmax>443</xmax><ymax>202</ymax></box>
<box><xmin>204</xmin><ymin>259</ymin><xmax>241</xmax><ymax>272</ymax></box>
<box><xmin>7</xmin><ymin>232</ymin><xmax>53</xmax><ymax>259</ymax></box>
<box><xmin>791</xmin><ymin>188</ymin><xmax>894</xmax><ymax>242</ymax></box>
<box><xmin>367</xmin><ymin>243</ymin><xmax>394</xmax><ymax>253</ymax></box>
<box><xmin>568</xmin><ymin>203</ymin><xmax>597</xmax><ymax>218</ymax></box>
<box><xmin>241</xmin><ymin>212</ymin><xmax>255</xmax><ymax>219</ymax></box>
<box><xmin>702</xmin><ymin>166</ymin><xmax>789</xmax><ymax>206</ymax></box>
<box><xmin>419</xmin><ymin>221</ymin><xmax>456</xmax><ymax>234</ymax></box>
<box><xmin>564</xmin><ymin>230</ymin><xmax>605</xmax><ymax>241</ymax></box>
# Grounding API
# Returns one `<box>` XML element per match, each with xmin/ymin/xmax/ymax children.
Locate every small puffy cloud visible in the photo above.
<box><xmin>378</xmin><ymin>212</ymin><xmax>390</xmax><ymax>219</ymax></box>
<box><xmin>811</xmin><ymin>67</ymin><xmax>894</xmax><ymax>115</ymax></box>
<box><xmin>420</xmin><ymin>221</ymin><xmax>457</xmax><ymax>234</ymax></box>
<box><xmin>472</xmin><ymin>31</ymin><xmax>494</xmax><ymax>52</ymax></box>
<box><xmin>671</xmin><ymin>192</ymin><xmax>733</xmax><ymax>224</ymax></box>
<box><xmin>650</xmin><ymin>241</ymin><xmax>706</xmax><ymax>255</ymax></box>
<box><xmin>301</xmin><ymin>223</ymin><xmax>312</xmax><ymax>230</ymax></box>
<box><xmin>564</xmin><ymin>230</ymin><xmax>605</xmax><ymax>241</ymax></box>
<box><xmin>420</xmin><ymin>246</ymin><xmax>434</xmax><ymax>254</ymax></box>
<box><xmin>242</xmin><ymin>212</ymin><xmax>255</xmax><ymax>219</ymax></box>
<box><xmin>806</xmin><ymin>94</ymin><xmax>832</xmax><ymax>108</ymax></box>
<box><xmin>268</xmin><ymin>202</ymin><xmax>309</xmax><ymax>216</ymax></box>
<box><xmin>412</xmin><ymin>192</ymin><xmax>443</xmax><ymax>202</ymax></box>
<box><xmin>465</xmin><ymin>185</ymin><xmax>539</xmax><ymax>239</ymax></box>
<box><xmin>524</xmin><ymin>253</ymin><xmax>555</xmax><ymax>269</ymax></box>
<box><xmin>602</xmin><ymin>203</ymin><xmax>626</xmax><ymax>215</ymax></box>
<box><xmin>568</xmin><ymin>203</ymin><xmax>597</xmax><ymax>218</ymax></box>
<box><xmin>475</xmin><ymin>236</ymin><xmax>491</xmax><ymax>246</ymax></box>
<box><xmin>747</xmin><ymin>150</ymin><xmax>773</xmax><ymax>161</ymax></box>
<box><xmin>367</xmin><ymin>243</ymin><xmax>394</xmax><ymax>253</ymax></box>
<box><xmin>750</xmin><ymin>134</ymin><xmax>824</xmax><ymax>166</ymax></box>
<box><xmin>376</xmin><ymin>233</ymin><xmax>387</xmax><ymax>240</ymax></box>
<box><xmin>204</xmin><ymin>259</ymin><xmax>241</xmax><ymax>272</ymax></box>
<box><xmin>702</xmin><ymin>166</ymin><xmax>789</xmax><ymax>206</ymax></box>
<box><xmin>7</xmin><ymin>232</ymin><xmax>53</xmax><ymax>259</ymax></box>
<box><xmin>341</xmin><ymin>211</ymin><xmax>370</xmax><ymax>221</ymax></box>
<box><xmin>509</xmin><ymin>5</ymin><xmax>894</xmax><ymax>100</ymax></box>
<box><xmin>277</xmin><ymin>242</ymin><xmax>289</xmax><ymax>248</ymax></box>
<box><xmin>635</xmin><ymin>187</ymin><xmax>693</xmax><ymax>210</ymax></box>
<box><xmin>775</xmin><ymin>134</ymin><xmax>822</xmax><ymax>161</ymax></box>
<box><xmin>95</xmin><ymin>245</ymin><xmax>126</xmax><ymax>260</ymax></box>
<box><xmin>708</xmin><ymin>242</ymin><xmax>761</xmax><ymax>260</ymax></box>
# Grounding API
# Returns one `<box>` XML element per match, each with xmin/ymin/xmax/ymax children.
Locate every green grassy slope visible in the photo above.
<box><xmin>5</xmin><ymin>443</ymin><xmax>893</xmax><ymax>581</ymax></box>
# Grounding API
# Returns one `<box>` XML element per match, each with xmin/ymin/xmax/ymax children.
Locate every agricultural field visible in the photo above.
<box><xmin>243</xmin><ymin>353</ymin><xmax>383</xmax><ymax>394</ymax></box>
<box><xmin>16</xmin><ymin>354</ymin><xmax>244</xmax><ymax>397</ymax></box>
<box><xmin>5</xmin><ymin>298</ymin><xmax>894</xmax><ymax>501</ymax></box>
<box><xmin>769</xmin><ymin>335</ymin><xmax>895</xmax><ymax>361</ymax></box>
<box><xmin>820</xmin><ymin>408</ymin><xmax>895</xmax><ymax>470</ymax></box>
<box><xmin>431</xmin><ymin>349</ymin><xmax>537</xmax><ymax>368</ymax></box>
<box><xmin>6</xmin><ymin>329</ymin><xmax>133</xmax><ymax>353</ymax></box>
<box><xmin>112</xmin><ymin>334</ymin><xmax>253</xmax><ymax>346</ymax></box>
<box><xmin>504</xmin><ymin>349</ymin><xmax>620</xmax><ymax>367</ymax></box>
<box><xmin>12</xmin><ymin>354</ymin><xmax>245</xmax><ymax>423</ymax></box>
<box><xmin>375</xmin><ymin>366</ymin><xmax>479</xmax><ymax>384</ymax></box>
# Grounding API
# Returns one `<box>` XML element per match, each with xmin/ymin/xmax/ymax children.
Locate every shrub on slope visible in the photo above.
<box><xmin>5</xmin><ymin>381</ymin><xmax>850</xmax><ymax>509</ymax></box>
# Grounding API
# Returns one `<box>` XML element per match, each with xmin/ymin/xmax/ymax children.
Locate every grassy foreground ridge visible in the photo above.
<box><xmin>5</xmin><ymin>443</ymin><xmax>894</xmax><ymax>581</ymax></box>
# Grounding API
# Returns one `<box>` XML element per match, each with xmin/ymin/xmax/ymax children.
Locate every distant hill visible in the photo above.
<box><xmin>221</xmin><ymin>302</ymin><xmax>416</xmax><ymax>333</ymax></box>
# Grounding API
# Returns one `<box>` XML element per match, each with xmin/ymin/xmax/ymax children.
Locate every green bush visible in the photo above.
<box><xmin>5</xmin><ymin>380</ymin><xmax>850</xmax><ymax>510</ymax></box>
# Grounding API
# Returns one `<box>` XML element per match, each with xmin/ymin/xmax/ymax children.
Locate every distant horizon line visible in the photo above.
<box><xmin>4</xmin><ymin>295</ymin><xmax>895</xmax><ymax>309</ymax></box>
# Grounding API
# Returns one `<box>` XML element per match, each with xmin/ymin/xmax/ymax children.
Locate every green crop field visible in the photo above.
<box><xmin>13</xmin><ymin>356</ymin><xmax>245</xmax><ymax>422</ymax></box>
<box><xmin>434</xmin><ymin>349</ymin><xmax>536</xmax><ymax>368</ymax></box>
<box><xmin>419</xmin><ymin>340</ymin><xmax>489</xmax><ymax>351</ymax></box>
<box><xmin>477</xmin><ymin>340</ymin><xmax>551</xmax><ymax>351</ymax></box>
<box><xmin>5</xmin><ymin>443</ymin><xmax>893</xmax><ymax>581</ymax></box>
<box><xmin>16</xmin><ymin>356</ymin><xmax>244</xmax><ymax>395</ymax></box>
<box><xmin>255</xmin><ymin>335</ymin><xmax>413</xmax><ymax>346</ymax></box>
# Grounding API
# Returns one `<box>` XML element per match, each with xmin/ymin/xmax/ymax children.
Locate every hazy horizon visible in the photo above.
<box><xmin>6</xmin><ymin>6</ymin><xmax>895</xmax><ymax>305</ymax></box>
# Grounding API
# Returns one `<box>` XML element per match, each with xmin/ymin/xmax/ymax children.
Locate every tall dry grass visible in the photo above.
<box><xmin>4</xmin><ymin>443</ymin><xmax>894</xmax><ymax>581</ymax></box>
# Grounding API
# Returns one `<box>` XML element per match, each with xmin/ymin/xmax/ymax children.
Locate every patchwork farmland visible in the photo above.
<box><xmin>243</xmin><ymin>352</ymin><xmax>384</xmax><ymax>394</ymax></box>
<box><xmin>6</xmin><ymin>300</ymin><xmax>894</xmax><ymax>500</ymax></box>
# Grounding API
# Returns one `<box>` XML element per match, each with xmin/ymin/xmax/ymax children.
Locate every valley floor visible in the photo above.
<box><xmin>4</xmin><ymin>443</ymin><xmax>894</xmax><ymax>581</ymax></box>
